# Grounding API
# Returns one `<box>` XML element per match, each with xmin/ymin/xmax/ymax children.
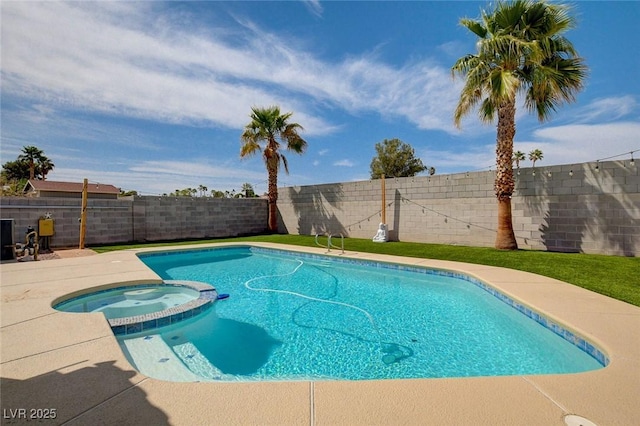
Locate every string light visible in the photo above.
<box><xmin>592</xmin><ymin>148</ymin><xmax>638</xmax><ymax>166</ymax></box>
<box><xmin>595</xmin><ymin>161</ymin><xmax>600</xmax><ymax>172</ymax></box>
<box><xmin>569</xmin><ymin>169</ymin><xmax>574</xmax><ymax>177</ymax></box>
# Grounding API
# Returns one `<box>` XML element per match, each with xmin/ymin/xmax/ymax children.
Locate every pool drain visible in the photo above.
<box><xmin>564</xmin><ymin>414</ymin><xmax>597</xmax><ymax>426</ymax></box>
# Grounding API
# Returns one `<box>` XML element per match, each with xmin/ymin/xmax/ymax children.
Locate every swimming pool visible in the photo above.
<box><xmin>127</xmin><ymin>246</ymin><xmax>605</xmax><ymax>382</ymax></box>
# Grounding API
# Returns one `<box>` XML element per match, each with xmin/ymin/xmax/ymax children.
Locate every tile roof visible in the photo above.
<box><xmin>26</xmin><ymin>180</ymin><xmax>120</xmax><ymax>194</ymax></box>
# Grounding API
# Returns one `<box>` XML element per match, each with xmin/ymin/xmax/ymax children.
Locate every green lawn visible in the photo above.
<box><xmin>92</xmin><ymin>234</ymin><xmax>640</xmax><ymax>307</ymax></box>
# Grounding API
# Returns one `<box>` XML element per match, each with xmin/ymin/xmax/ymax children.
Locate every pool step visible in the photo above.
<box><xmin>172</xmin><ymin>342</ymin><xmax>229</xmax><ymax>380</ymax></box>
<box><xmin>120</xmin><ymin>335</ymin><xmax>201</xmax><ymax>382</ymax></box>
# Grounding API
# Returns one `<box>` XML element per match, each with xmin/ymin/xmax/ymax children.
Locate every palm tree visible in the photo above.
<box><xmin>240</xmin><ymin>106</ymin><xmax>308</xmax><ymax>232</ymax></box>
<box><xmin>198</xmin><ymin>184</ymin><xmax>208</xmax><ymax>197</ymax></box>
<box><xmin>513</xmin><ymin>151</ymin><xmax>526</xmax><ymax>169</ymax></box>
<box><xmin>241</xmin><ymin>182</ymin><xmax>256</xmax><ymax>198</ymax></box>
<box><xmin>18</xmin><ymin>146</ymin><xmax>45</xmax><ymax>180</ymax></box>
<box><xmin>452</xmin><ymin>0</ymin><xmax>587</xmax><ymax>250</ymax></box>
<box><xmin>37</xmin><ymin>157</ymin><xmax>55</xmax><ymax>180</ymax></box>
<box><xmin>528</xmin><ymin>149</ymin><xmax>544</xmax><ymax>168</ymax></box>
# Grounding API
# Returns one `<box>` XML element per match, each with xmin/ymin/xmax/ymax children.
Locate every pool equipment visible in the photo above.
<box><xmin>15</xmin><ymin>226</ymin><xmax>39</xmax><ymax>261</ymax></box>
<box><xmin>216</xmin><ymin>294</ymin><xmax>230</xmax><ymax>300</ymax></box>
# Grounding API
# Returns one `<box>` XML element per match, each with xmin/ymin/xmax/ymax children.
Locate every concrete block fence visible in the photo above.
<box><xmin>277</xmin><ymin>160</ymin><xmax>639</xmax><ymax>256</ymax></box>
<box><xmin>0</xmin><ymin>196</ymin><xmax>268</xmax><ymax>249</ymax></box>
<box><xmin>1</xmin><ymin>160</ymin><xmax>637</xmax><ymax>256</ymax></box>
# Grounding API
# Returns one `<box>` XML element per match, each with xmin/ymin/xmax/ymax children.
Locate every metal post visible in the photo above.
<box><xmin>79</xmin><ymin>178</ymin><xmax>88</xmax><ymax>249</ymax></box>
<box><xmin>381</xmin><ymin>174</ymin><xmax>386</xmax><ymax>224</ymax></box>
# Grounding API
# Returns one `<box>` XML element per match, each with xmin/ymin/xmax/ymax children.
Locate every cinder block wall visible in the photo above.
<box><xmin>0</xmin><ymin>196</ymin><xmax>268</xmax><ymax>248</ymax></box>
<box><xmin>277</xmin><ymin>160</ymin><xmax>639</xmax><ymax>256</ymax></box>
<box><xmin>133</xmin><ymin>197</ymin><xmax>268</xmax><ymax>242</ymax></box>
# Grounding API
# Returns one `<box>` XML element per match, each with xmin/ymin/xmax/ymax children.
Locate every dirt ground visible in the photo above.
<box><xmin>10</xmin><ymin>248</ymin><xmax>97</xmax><ymax>262</ymax></box>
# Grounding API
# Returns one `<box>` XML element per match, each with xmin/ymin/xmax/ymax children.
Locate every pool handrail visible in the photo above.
<box><xmin>314</xmin><ymin>233</ymin><xmax>344</xmax><ymax>254</ymax></box>
<box><xmin>328</xmin><ymin>233</ymin><xmax>345</xmax><ymax>254</ymax></box>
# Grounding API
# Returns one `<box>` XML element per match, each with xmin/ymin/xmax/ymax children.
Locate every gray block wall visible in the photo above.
<box><xmin>0</xmin><ymin>196</ymin><xmax>268</xmax><ymax>248</ymax></box>
<box><xmin>2</xmin><ymin>160</ymin><xmax>636</xmax><ymax>256</ymax></box>
<box><xmin>277</xmin><ymin>160</ymin><xmax>639</xmax><ymax>256</ymax></box>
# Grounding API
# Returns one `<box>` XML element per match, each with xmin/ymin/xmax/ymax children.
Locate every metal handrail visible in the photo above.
<box><xmin>315</xmin><ymin>233</ymin><xmax>327</xmax><ymax>250</ymax></box>
<box><xmin>315</xmin><ymin>233</ymin><xmax>344</xmax><ymax>254</ymax></box>
<box><xmin>328</xmin><ymin>233</ymin><xmax>344</xmax><ymax>254</ymax></box>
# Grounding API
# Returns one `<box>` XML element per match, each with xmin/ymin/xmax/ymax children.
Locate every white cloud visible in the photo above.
<box><xmin>333</xmin><ymin>159</ymin><xmax>355</xmax><ymax>167</ymax></box>
<box><xmin>574</xmin><ymin>96</ymin><xmax>637</xmax><ymax>123</ymax></box>
<box><xmin>525</xmin><ymin>122</ymin><xmax>640</xmax><ymax>165</ymax></box>
<box><xmin>302</xmin><ymin>0</ymin><xmax>324</xmax><ymax>17</ymax></box>
<box><xmin>423</xmin><ymin>121</ymin><xmax>640</xmax><ymax>174</ymax></box>
<box><xmin>422</xmin><ymin>145</ymin><xmax>496</xmax><ymax>173</ymax></box>
<box><xmin>47</xmin><ymin>159</ymin><xmax>266</xmax><ymax>195</ymax></box>
<box><xmin>1</xmin><ymin>1</ymin><xmax>460</xmax><ymax>137</ymax></box>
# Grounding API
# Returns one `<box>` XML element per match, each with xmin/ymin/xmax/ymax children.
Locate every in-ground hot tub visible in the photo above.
<box><xmin>53</xmin><ymin>281</ymin><xmax>218</xmax><ymax>335</ymax></box>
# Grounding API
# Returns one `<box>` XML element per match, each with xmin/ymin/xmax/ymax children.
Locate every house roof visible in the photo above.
<box><xmin>25</xmin><ymin>180</ymin><xmax>120</xmax><ymax>195</ymax></box>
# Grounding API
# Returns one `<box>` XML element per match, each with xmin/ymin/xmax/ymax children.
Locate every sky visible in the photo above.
<box><xmin>1</xmin><ymin>1</ymin><xmax>639</xmax><ymax>196</ymax></box>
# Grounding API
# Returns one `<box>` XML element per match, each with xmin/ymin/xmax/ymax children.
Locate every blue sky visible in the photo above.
<box><xmin>2</xmin><ymin>1</ymin><xmax>639</xmax><ymax>195</ymax></box>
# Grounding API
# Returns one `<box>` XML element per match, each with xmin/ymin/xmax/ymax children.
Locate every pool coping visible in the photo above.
<box><xmin>1</xmin><ymin>242</ymin><xmax>638</xmax><ymax>425</ymax></box>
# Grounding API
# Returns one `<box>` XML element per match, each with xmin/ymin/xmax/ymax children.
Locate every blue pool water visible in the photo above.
<box><xmin>55</xmin><ymin>285</ymin><xmax>200</xmax><ymax>319</ymax></box>
<box><xmin>127</xmin><ymin>246</ymin><xmax>604</xmax><ymax>381</ymax></box>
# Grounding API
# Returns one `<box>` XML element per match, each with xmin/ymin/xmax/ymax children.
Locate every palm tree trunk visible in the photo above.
<box><xmin>494</xmin><ymin>99</ymin><xmax>518</xmax><ymax>250</ymax></box>
<box><xmin>266</xmin><ymin>148</ymin><xmax>279</xmax><ymax>232</ymax></box>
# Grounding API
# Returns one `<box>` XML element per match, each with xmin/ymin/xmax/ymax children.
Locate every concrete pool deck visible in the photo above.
<box><xmin>1</xmin><ymin>242</ymin><xmax>638</xmax><ymax>425</ymax></box>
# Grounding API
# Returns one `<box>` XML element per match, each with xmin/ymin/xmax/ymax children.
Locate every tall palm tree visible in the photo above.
<box><xmin>240</xmin><ymin>106</ymin><xmax>307</xmax><ymax>232</ymax></box>
<box><xmin>452</xmin><ymin>0</ymin><xmax>587</xmax><ymax>250</ymax></box>
<box><xmin>18</xmin><ymin>146</ymin><xmax>45</xmax><ymax>180</ymax></box>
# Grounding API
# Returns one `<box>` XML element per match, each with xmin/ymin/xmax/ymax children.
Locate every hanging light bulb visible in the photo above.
<box><xmin>569</xmin><ymin>169</ymin><xmax>574</xmax><ymax>177</ymax></box>
<box><xmin>631</xmin><ymin>152</ymin><xmax>635</xmax><ymax>166</ymax></box>
<box><xmin>547</xmin><ymin>170</ymin><xmax>552</xmax><ymax>177</ymax></box>
<box><xmin>532</xmin><ymin>170</ymin><xmax>536</xmax><ymax>176</ymax></box>
<box><xmin>517</xmin><ymin>169</ymin><xmax>521</xmax><ymax>176</ymax></box>
<box><xmin>595</xmin><ymin>161</ymin><xmax>600</xmax><ymax>172</ymax></box>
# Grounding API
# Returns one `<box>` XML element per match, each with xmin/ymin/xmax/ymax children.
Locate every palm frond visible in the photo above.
<box><xmin>460</xmin><ymin>18</ymin><xmax>487</xmax><ymax>38</ymax></box>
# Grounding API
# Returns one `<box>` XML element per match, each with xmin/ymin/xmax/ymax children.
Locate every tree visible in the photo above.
<box><xmin>3</xmin><ymin>145</ymin><xmax>54</xmax><ymax>181</ymax></box>
<box><xmin>17</xmin><ymin>146</ymin><xmax>45</xmax><ymax>180</ymax></box>
<box><xmin>198</xmin><ymin>184</ymin><xmax>208</xmax><ymax>197</ymax></box>
<box><xmin>1</xmin><ymin>146</ymin><xmax>54</xmax><ymax>196</ymax></box>
<box><xmin>1</xmin><ymin>160</ymin><xmax>30</xmax><ymax>182</ymax></box>
<box><xmin>512</xmin><ymin>151</ymin><xmax>526</xmax><ymax>169</ymax></box>
<box><xmin>452</xmin><ymin>0</ymin><xmax>587</xmax><ymax>250</ymax></box>
<box><xmin>241</xmin><ymin>182</ymin><xmax>257</xmax><ymax>198</ymax></box>
<box><xmin>528</xmin><ymin>149</ymin><xmax>543</xmax><ymax>168</ymax></box>
<box><xmin>38</xmin><ymin>157</ymin><xmax>55</xmax><ymax>181</ymax></box>
<box><xmin>370</xmin><ymin>138</ymin><xmax>427</xmax><ymax>179</ymax></box>
<box><xmin>240</xmin><ymin>106</ymin><xmax>307</xmax><ymax>232</ymax></box>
